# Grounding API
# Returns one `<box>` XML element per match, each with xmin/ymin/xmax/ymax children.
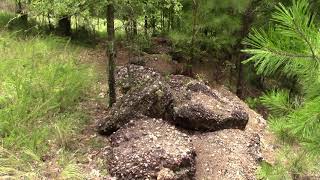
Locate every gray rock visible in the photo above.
<box><xmin>108</xmin><ymin>117</ymin><xmax>196</xmax><ymax>180</ymax></box>
<box><xmin>97</xmin><ymin>65</ymin><xmax>268</xmax><ymax>180</ymax></box>
<box><xmin>98</xmin><ymin>65</ymin><xmax>249</xmax><ymax>134</ymax></box>
<box><xmin>192</xmin><ymin>129</ymin><xmax>262</xmax><ymax>180</ymax></box>
<box><xmin>167</xmin><ymin>75</ymin><xmax>249</xmax><ymax>131</ymax></box>
<box><xmin>98</xmin><ymin>79</ymin><xmax>172</xmax><ymax>135</ymax></box>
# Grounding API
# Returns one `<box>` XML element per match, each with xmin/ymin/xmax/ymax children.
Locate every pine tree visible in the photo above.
<box><xmin>243</xmin><ymin>0</ymin><xmax>320</xmax><ymax>178</ymax></box>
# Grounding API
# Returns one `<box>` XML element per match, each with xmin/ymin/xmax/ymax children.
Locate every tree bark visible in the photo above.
<box><xmin>144</xmin><ymin>15</ymin><xmax>148</xmax><ymax>36</ymax></box>
<box><xmin>234</xmin><ymin>0</ymin><xmax>261</xmax><ymax>98</ymax></box>
<box><xmin>151</xmin><ymin>15</ymin><xmax>156</xmax><ymax>36</ymax></box>
<box><xmin>107</xmin><ymin>2</ymin><xmax>116</xmax><ymax>107</ymax></box>
<box><xmin>133</xmin><ymin>20</ymin><xmax>138</xmax><ymax>36</ymax></box>
<box><xmin>188</xmin><ymin>0</ymin><xmax>198</xmax><ymax>76</ymax></box>
<box><xmin>48</xmin><ymin>13</ymin><xmax>54</xmax><ymax>31</ymax></box>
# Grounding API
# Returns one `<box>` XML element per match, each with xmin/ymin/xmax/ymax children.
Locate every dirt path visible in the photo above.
<box><xmin>68</xmin><ymin>44</ymin><xmax>133</xmax><ymax>179</ymax></box>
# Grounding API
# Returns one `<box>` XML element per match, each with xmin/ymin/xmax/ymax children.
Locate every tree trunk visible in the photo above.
<box><xmin>188</xmin><ymin>0</ymin><xmax>198</xmax><ymax>76</ymax></box>
<box><xmin>144</xmin><ymin>15</ymin><xmax>148</xmax><ymax>36</ymax></box>
<box><xmin>161</xmin><ymin>10</ymin><xmax>164</xmax><ymax>32</ymax></box>
<box><xmin>234</xmin><ymin>0</ymin><xmax>261</xmax><ymax>98</ymax></box>
<box><xmin>236</xmin><ymin>54</ymin><xmax>244</xmax><ymax>97</ymax></box>
<box><xmin>151</xmin><ymin>15</ymin><xmax>156</xmax><ymax>36</ymax></box>
<box><xmin>170</xmin><ymin>10</ymin><xmax>174</xmax><ymax>30</ymax></box>
<box><xmin>58</xmin><ymin>16</ymin><xmax>72</xmax><ymax>36</ymax></box>
<box><xmin>133</xmin><ymin>20</ymin><xmax>138</xmax><ymax>36</ymax></box>
<box><xmin>107</xmin><ymin>2</ymin><xmax>116</xmax><ymax>107</ymax></box>
<box><xmin>48</xmin><ymin>13</ymin><xmax>53</xmax><ymax>31</ymax></box>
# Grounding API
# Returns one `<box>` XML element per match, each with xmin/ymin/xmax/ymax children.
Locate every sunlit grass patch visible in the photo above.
<box><xmin>0</xmin><ymin>30</ymin><xmax>96</xmax><ymax>178</ymax></box>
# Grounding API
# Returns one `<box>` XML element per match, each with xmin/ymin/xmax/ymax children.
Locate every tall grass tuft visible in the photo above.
<box><xmin>0</xmin><ymin>30</ymin><xmax>95</xmax><ymax>178</ymax></box>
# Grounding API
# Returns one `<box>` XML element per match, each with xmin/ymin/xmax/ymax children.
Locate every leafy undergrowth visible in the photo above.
<box><xmin>0</xmin><ymin>28</ymin><xmax>109</xmax><ymax>179</ymax></box>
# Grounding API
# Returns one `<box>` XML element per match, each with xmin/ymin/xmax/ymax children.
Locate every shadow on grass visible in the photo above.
<box><xmin>0</xmin><ymin>11</ymin><xmax>104</xmax><ymax>49</ymax></box>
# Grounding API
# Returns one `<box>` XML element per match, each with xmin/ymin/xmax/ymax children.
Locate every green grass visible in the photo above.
<box><xmin>0</xmin><ymin>24</ymin><xmax>96</xmax><ymax>178</ymax></box>
<box><xmin>0</xmin><ymin>11</ymin><xmax>13</xmax><ymax>28</ymax></box>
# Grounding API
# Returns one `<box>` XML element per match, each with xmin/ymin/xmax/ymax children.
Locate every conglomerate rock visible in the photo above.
<box><xmin>98</xmin><ymin>79</ymin><xmax>172</xmax><ymax>135</ymax></box>
<box><xmin>192</xmin><ymin>129</ymin><xmax>262</xmax><ymax>180</ymax></box>
<box><xmin>99</xmin><ymin>65</ymin><xmax>248</xmax><ymax>134</ymax></box>
<box><xmin>167</xmin><ymin>75</ymin><xmax>249</xmax><ymax>131</ymax></box>
<box><xmin>108</xmin><ymin>117</ymin><xmax>196</xmax><ymax>180</ymax></box>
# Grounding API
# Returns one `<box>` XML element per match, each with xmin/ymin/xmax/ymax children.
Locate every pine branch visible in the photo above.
<box><xmin>265</xmin><ymin>47</ymin><xmax>314</xmax><ymax>59</ymax></box>
<box><xmin>291</xmin><ymin>19</ymin><xmax>319</xmax><ymax>61</ymax></box>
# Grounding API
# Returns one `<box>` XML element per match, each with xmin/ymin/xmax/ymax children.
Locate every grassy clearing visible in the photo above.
<box><xmin>0</xmin><ymin>12</ymin><xmax>106</xmax><ymax>179</ymax></box>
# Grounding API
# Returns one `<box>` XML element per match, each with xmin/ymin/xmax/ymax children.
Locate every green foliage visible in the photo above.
<box><xmin>0</xmin><ymin>11</ymin><xmax>13</xmax><ymax>28</ymax></box>
<box><xmin>60</xmin><ymin>163</ymin><xmax>86</xmax><ymax>180</ymax></box>
<box><xmin>243</xmin><ymin>0</ymin><xmax>320</xmax><ymax>79</ymax></box>
<box><xmin>257</xmin><ymin>147</ymin><xmax>319</xmax><ymax>180</ymax></box>
<box><xmin>244</xmin><ymin>0</ymin><xmax>320</xmax><ymax>177</ymax></box>
<box><xmin>245</xmin><ymin>97</ymin><xmax>260</xmax><ymax>109</ymax></box>
<box><xmin>0</xmin><ymin>31</ymin><xmax>95</xmax><ymax>178</ymax></box>
<box><xmin>260</xmin><ymin>90</ymin><xmax>293</xmax><ymax>116</ymax></box>
<box><xmin>174</xmin><ymin>0</ymin><xmax>251</xmax><ymax>53</ymax></box>
<box><xmin>58</xmin><ymin>151</ymin><xmax>87</xmax><ymax>180</ymax></box>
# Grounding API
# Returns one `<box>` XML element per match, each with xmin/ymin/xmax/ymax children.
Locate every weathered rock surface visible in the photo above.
<box><xmin>98</xmin><ymin>65</ymin><xmax>171</xmax><ymax>135</ymax></box>
<box><xmin>98</xmin><ymin>80</ymin><xmax>172</xmax><ymax>135</ymax></box>
<box><xmin>167</xmin><ymin>75</ymin><xmax>249</xmax><ymax>131</ymax></box>
<box><xmin>192</xmin><ymin>130</ymin><xmax>262</xmax><ymax>180</ymax></box>
<box><xmin>99</xmin><ymin>65</ymin><xmax>248</xmax><ymax>134</ymax></box>
<box><xmin>98</xmin><ymin>65</ymin><xmax>271</xmax><ymax>180</ymax></box>
<box><xmin>108</xmin><ymin>117</ymin><xmax>196</xmax><ymax>180</ymax></box>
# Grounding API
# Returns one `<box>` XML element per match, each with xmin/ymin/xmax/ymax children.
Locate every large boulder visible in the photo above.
<box><xmin>167</xmin><ymin>75</ymin><xmax>249</xmax><ymax>131</ymax></box>
<box><xmin>99</xmin><ymin>65</ymin><xmax>249</xmax><ymax>134</ymax></box>
<box><xmin>98</xmin><ymin>80</ymin><xmax>172</xmax><ymax>135</ymax></box>
<box><xmin>108</xmin><ymin>117</ymin><xmax>196</xmax><ymax>180</ymax></box>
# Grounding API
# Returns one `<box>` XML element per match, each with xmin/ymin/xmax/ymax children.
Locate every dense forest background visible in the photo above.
<box><xmin>1</xmin><ymin>0</ymin><xmax>320</xmax><ymax>179</ymax></box>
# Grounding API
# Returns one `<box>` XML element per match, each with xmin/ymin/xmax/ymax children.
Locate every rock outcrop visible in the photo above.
<box><xmin>99</xmin><ymin>65</ymin><xmax>248</xmax><ymax>134</ymax></box>
<box><xmin>98</xmin><ymin>65</ymin><xmax>269</xmax><ymax>180</ymax></box>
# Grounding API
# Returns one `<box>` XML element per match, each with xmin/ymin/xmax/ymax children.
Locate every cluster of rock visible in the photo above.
<box><xmin>98</xmin><ymin>65</ymin><xmax>268</xmax><ymax>180</ymax></box>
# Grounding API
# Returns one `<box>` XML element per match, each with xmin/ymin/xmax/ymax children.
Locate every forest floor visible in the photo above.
<box><xmin>0</xmin><ymin>26</ymin><xmax>110</xmax><ymax>178</ymax></box>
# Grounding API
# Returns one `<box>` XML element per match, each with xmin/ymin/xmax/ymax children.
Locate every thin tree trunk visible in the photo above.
<box><xmin>151</xmin><ymin>15</ymin><xmax>156</xmax><ymax>36</ymax></box>
<box><xmin>161</xmin><ymin>9</ymin><xmax>165</xmax><ymax>32</ymax></box>
<box><xmin>107</xmin><ymin>2</ymin><xmax>116</xmax><ymax>107</ymax></box>
<box><xmin>167</xmin><ymin>11</ymin><xmax>170</xmax><ymax>32</ymax></box>
<box><xmin>234</xmin><ymin>0</ymin><xmax>261</xmax><ymax>98</ymax></box>
<box><xmin>188</xmin><ymin>0</ymin><xmax>198</xmax><ymax>76</ymax></box>
<box><xmin>144</xmin><ymin>15</ymin><xmax>148</xmax><ymax>36</ymax></box>
<box><xmin>75</xmin><ymin>16</ymin><xmax>78</xmax><ymax>32</ymax></box>
<box><xmin>170</xmin><ymin>10</ymin><xmax>174</xmax><ymax>30</ymax></box>
<box><xmin>98</xmin><ymin>18</ymin><xmax>100</xmax><ymax>31</ymax></box>
<box><xmin>133</xmin><ymin>20</ymin><xmax>138</xmax><ymax>36</ymax></box>
<box><xmin>48</xmin><ymin>13</ymin><xmax>53</xmax><ymax>31</ymax></box>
